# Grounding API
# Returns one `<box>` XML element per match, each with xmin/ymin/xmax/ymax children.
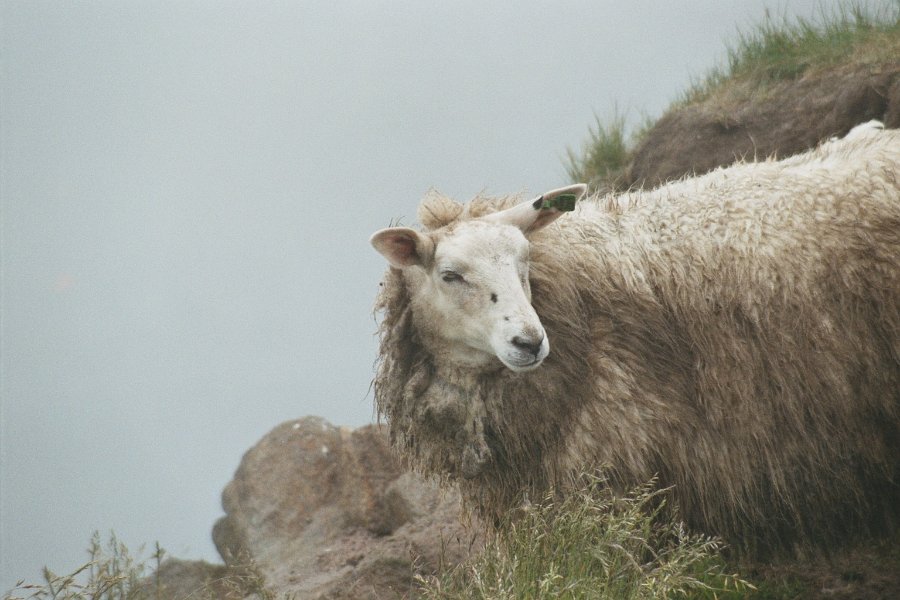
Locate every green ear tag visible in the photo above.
<box><xmin>542</xmin><ymin>193</ymin><xmax>577</xmax><ymax>211</ymax></box>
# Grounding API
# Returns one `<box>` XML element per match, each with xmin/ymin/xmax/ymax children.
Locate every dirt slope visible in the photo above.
<box><xmin>625</xmin><ymin>63</ymin><xmax>900</xmax><ymax>188</ymax></box>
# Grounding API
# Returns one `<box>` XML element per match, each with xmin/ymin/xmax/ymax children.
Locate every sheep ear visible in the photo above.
<box><xmin>370</xmin><ymin>227</ymin><xmax>434</xmax><ymax>268</ymax></box>
<box><xmin>484</xmin><ymin>184</ymin><xmax>587</xmax><ymax>234</ymax></box>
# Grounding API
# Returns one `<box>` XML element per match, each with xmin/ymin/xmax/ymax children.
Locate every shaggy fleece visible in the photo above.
<box><xmin>374</xmin><ymin>125</ymin><xmax>900</xmax><ymax>557</ymax></box>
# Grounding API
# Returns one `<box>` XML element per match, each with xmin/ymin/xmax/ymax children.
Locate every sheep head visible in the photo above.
<box><xmin>370</xmin><ymin>184</ymin><xmax>587</xmax><ymax>373</ymax></box>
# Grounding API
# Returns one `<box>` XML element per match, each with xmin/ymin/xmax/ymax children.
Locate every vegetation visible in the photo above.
<box><xmin>565</xmin><ymin>113</ymin><xmax>630</xmax><ymax>194</ymax></box>
<box><xmin>3</xmin><ymin>533</ymin><xmax>161</xmax><ymax>600</ymax></box>
<box><xmin>566</xmin><ymin>1</ymin><xmax>900</xmax><ymax>190</ymax></box>
<box><xmin>1</xmin><ymin>533</ymin><xmax>275</xmax><ymax>600</ymax></box>
<box><xmin>683</xmin><ymin>0</ymin><xmax>900</xmax><ymax>106</ymax></box>
<box><xmin>417</xmin><ymin>475</ymin><xmax>753</xmax><ymax>600</ymax></box>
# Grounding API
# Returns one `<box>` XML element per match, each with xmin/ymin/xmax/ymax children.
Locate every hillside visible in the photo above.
<box><xmin>569</xmin><ymin>5</ymin><xmax>900</xmax><ymax>192</ymax></box>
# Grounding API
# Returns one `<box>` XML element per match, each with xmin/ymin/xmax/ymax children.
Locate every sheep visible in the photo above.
<box><xmin>370</xmin><ymin>121</ymin><xmax>900</xmax><ymax>557</ymax></box>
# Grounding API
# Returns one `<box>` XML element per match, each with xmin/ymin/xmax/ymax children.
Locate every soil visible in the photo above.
<box><xmin>624</xmin><ymin>63</ymin><xmax>900</xmax><ymax>188</ymax></box>
<box><xmin>738</xmin><ymin>541</ymin><xmax>900</xmax><ymax>600</ymax></box>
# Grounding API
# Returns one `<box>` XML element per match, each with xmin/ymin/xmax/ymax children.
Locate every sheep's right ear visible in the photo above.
<box><xmin>483</xmin><ymin>184</ymin><xmax>587</xmax><ymax>234</ymax></box>
<box><xmin>370</xmin><ymin>227</ymin><xmax>434</xmax><ymax>268</ymax></box>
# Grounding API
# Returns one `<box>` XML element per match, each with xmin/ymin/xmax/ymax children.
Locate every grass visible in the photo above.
<box><xmin>416</xmin><ymin>474</ymin><xmax>754</xmax><ymax>600</ymax></box>
<box><xmin>565</xmin><ymin>112</ymin><xmax>630</xmax><ymax>193</ymax></box>
<box><xmin>566</xmin><ymin>0</ymin><xmax>900</xmax><ymax>191</ymax></box>
<box><xmin>1</xmin><ymin>532</ymin><xmax>276</xmax><ymax>600</ymax></box>
<box><xmin>3</xmin><ymin>532</ymin><xmax>162</xmax><ymax>600</ymax></box>
<box><xmin>682</xmin><ymin>0</ymin><xmax>900</xmax><ymax>106</ymax></box>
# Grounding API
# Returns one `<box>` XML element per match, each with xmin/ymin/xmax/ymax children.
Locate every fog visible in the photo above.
<box><xmin>2</xmin><ymin>0</ymin><xmax>830</xmax><ymax>591</ymax></box>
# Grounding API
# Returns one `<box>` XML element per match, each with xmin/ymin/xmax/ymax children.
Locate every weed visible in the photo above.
<box><xmin>565</xmin><ymin>112</ymin><xmax>630</xmax><ymax>193</ymax></box>
<box><xmin>3</xmin><ymin>532</ymin><xmax>161</xmax><ymax>600</ymax></box>
<box><xmin>1</xmin><ymin>533</ymin><xmax>277</xmax><ymax>600</ymax></box>
<box><xmin>416</xmin><ymin>474</ymin><xmax>754</xmax><ymax>600</ymax></box>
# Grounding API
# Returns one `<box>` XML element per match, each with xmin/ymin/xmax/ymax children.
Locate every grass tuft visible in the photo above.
<box><xmin>565</xmin><ymin>112</ymin><xmax>631</xmax><ymax>193</ymax></box>
<box><xmin>679</xmin><ymin>1</ymin><xmax>900</xmax><ymax>106</ymax></box>
<box><xmin>416</xmin><ymin>474</ymin><xmax>753</xmax><ymax>600</ymax></box>
<box><xmin>567</xmin><ymin>1</ymin><xmax>900</xmax><ymax>189</ymax></box>
<box><xmin>2</xmin><ymin>533</ymin><xmax>277</xmax><ymax>600</ymax></box>
<box><xmin>3</xmin><ymin>532</ymin><xmax>162</xmax><ymax>600</ymax></box>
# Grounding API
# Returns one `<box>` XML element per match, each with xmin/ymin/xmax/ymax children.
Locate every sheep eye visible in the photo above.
<box><xmin>441</xmin><ymin>271</ymin><xmax>464</xmax><ymax>283</ymax></box>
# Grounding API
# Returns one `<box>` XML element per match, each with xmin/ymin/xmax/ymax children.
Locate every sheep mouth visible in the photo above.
<box><xmin>498</xmin><ymin>339</ymin><xmax>550</xmax><ymax>372</ymax></box>
<box><xmin>501</xmin><ymin>355</ymin><xmax>546</xmax><ymax>372</ymax></box>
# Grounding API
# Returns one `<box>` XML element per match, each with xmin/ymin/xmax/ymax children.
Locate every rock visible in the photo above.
<box><xmin>210</xmin><ymin>417</ymin><xmax>476</xmax><ymax>599</ymax></box>
<box><xmin>140</xmin><ymin>558</ymin><xmax>244</xmax><ymax>600</ymax></box>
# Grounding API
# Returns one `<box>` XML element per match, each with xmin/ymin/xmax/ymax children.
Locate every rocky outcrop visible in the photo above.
<box><xmin>187</xmin><ymin>417</ymin><xmax>477</xmax><ymax>599</ymax></box>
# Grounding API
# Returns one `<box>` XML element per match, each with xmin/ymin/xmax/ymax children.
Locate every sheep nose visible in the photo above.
<box><xmin>511</xmin><ymin>335</ymin><xmax>544</xmax><ymax>356</ymax></box>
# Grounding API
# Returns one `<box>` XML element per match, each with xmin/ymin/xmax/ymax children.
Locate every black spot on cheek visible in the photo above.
<box><xmin>490</xmin><ymin>293</ymin><xmax>498</xmax><ymax>303</ymax></box>
<box><xmin>503</xmin><ymin>316</ymin><xmax>510</xmax><ymax>322</ymax></box>
<box><xmin>532</xmin><ymin>196</ymin><xmax>544</xmax><ymax>210</ymax></box>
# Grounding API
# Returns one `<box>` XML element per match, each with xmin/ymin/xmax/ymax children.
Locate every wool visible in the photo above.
<box><xmin>373</xmin><ymin>123</ymin><xmax>900</xmax><ymax>556</ymax></box>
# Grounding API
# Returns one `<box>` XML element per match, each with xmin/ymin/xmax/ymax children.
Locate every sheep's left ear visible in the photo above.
<box><xmin>483</xmin><ymin>184</ymin><xmax>587</xmax><ymax>234</ymax></box>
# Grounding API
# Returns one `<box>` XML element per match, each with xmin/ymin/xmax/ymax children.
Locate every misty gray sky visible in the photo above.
<box><xmin>2</xmin><ymin>0</ymin><xmax>834</xmax><ymax>591</ymax></box>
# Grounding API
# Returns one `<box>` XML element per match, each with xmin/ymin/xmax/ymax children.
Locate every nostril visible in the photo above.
<box><xmin>511</xmin><ymin>335</ymin><xmax>543</xmax><ymax>356</ymax></box>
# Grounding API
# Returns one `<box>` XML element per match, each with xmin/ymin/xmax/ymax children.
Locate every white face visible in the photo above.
<box><xmin>371</xmin><ymin>184</ymin><xmax>587</xmax><ymax>373</ymax></box>
<box><xmin>418</xmin><ymin>221</ymin><xmax>549</xmax><ymax>372</ymax></box>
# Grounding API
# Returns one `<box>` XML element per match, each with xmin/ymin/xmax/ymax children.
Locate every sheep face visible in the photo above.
<box><xmin>371</xmin><ymin>184</ymin><xmax>587</xmax><ymax>373</ymax></box>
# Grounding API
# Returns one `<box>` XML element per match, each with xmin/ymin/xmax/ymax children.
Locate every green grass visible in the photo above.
<box><xmin>416</xmin><ymin>475</ymin><xmax>753</xmax><ymax>600</ymax></box>
<box><xmin>567</xmin><ymin>0</ymin><xmax>900</xmax><ymax>191</ymax></box>
<box><xmin>565</xmin><ymin>112</ymin><xmax>629</xmax><ymax>193</ymax></box>
<box><xmin>682</xmin><ymin>1</ymin><xmax>900</xmax><ymax>105</ymax></box>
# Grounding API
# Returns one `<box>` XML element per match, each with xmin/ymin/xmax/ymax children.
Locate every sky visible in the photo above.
<box><xmin>1</xmin><ymin>0</ymin><xmax>839</xmax><ymax>592</ymax></box>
